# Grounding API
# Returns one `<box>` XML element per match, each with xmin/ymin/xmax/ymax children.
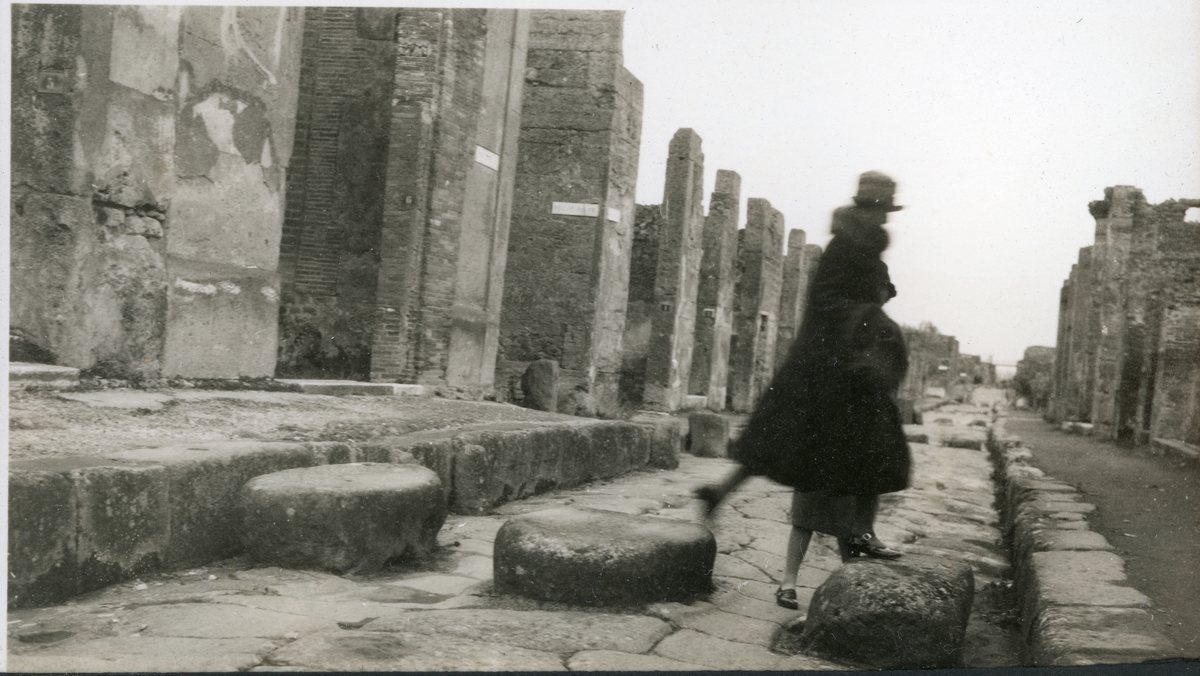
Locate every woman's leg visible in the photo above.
<box><xmin>843</xmin><ymin>495</ymin><xmax>901</xmax><ymax>559</ymax></box>
<box><xmin>779</xmin><ymin>526</ymin><xmax>813</xmax><ymax>589</ymax></box>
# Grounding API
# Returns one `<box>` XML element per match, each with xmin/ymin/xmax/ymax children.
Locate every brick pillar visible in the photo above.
<box><xmin>728</xmin><ymin>198</ymin><xmax>785</xmax><ymax>412</ymax></box>
<box><xmin>688</xmin><ymin>170</ymin><xmax>741</xmax><ymax>410</ymax></box>
<box><xmin>496</xmin><ymin>10</ymin><xmax>643</xmax><ymax>414</ymax></box>
<box><xmin>775</xmin><ymin>228</ymin><xmax>809</xmax><ymax>371</ymax></box>
<box><xmin>368</xmin><ymin>9</ymin><xmax>530</xmax><ymax>389</ymax></box>
<box><xmin>1150</xmin><ymin>303</ymin><xmax>1200</xmax><ymax>445</ymax></box>
<box><xmin>642</xmin><ymin>129</ymin><xmax>705</xmax><ymax>412</ymax></box>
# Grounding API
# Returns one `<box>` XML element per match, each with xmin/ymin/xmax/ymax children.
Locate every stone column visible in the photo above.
<box><xmin>776</xmin><ymin>228</ymin><xmax>810</xmax><ymax>371</ymax></box>
<box><xmin>688</xmin><ymin>170</ymin><xmax>741</xmax><ymax>411</ymax></box>
<box><xmin>1048</xmin><ymin>270</ymin><xmax>1074</xmax><ymax>422</ymax></box>
<box><xmin>642</xmin><ymin>129</ymin><xmax>706</xmax><ymax>412</ymax></box>
<box><xmin>728</xmin><ymin>198</ymin><xmax>785</xmax><ymax>412</ymax></box>
<box><xmin>496</xmin><ymin>10</ymin><xmax>643</xmax><ymax>415</ymax></box>
<box><xmin>1067</xmin><ymin>247</ymin><xmax>1095</xmax><ymax>421</ymax></box>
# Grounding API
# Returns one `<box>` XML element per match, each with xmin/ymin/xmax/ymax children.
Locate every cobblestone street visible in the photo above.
<box><xmin>7</xmin><ymin>403</ymin><xmax>1018</xmax><ymax>672</ymax></box>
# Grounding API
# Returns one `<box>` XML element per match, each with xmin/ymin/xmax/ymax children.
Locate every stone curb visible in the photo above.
<box><xmin>8</xmin><ymin>417</ymin><xmax>683</xmax><ymax>609</ymax></box>
<box><xmin>986</xmin><ymin>418</ymin><xmax>1175</xmax><ymax>666</ymax></box>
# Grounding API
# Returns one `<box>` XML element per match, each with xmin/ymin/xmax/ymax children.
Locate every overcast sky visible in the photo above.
<box><xmin>621</xmin><ymin>0</ymin><xmax>1200</xmax><ymax>365</ymax></box>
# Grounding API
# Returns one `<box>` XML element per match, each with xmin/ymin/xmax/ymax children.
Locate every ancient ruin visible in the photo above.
<box><xmin>1047</xmin><ymin>186</ymin><xmax>1200</xmax><ymax>446</ymax></box>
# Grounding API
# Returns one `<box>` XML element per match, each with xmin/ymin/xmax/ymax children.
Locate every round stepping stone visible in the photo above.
<box><xmin>242</xmin><ymin>463</ymin><xmax>446</xmax><ymax>574</ymax></box>
<box><xmin>493</xmin><ymin>506</ymin><xmax>716</xmax><ymax>606</ymax></box>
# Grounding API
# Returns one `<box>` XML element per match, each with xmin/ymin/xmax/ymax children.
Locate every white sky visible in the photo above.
<box><xmin>620</xmin><ymin>0</ymin><xmax>1200</xmax><ymax>365</ymax></box>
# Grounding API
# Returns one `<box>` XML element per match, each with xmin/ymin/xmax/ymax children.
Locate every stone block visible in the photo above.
<box><xmin>242</xmin><ymin>463</ymin><xmax>446</xmax><ymax>574</ymax></box>
<box><xmin>688</xmin><ymin>411</ymin><xmax>729</xmax><ymax>458</ymax></box>
<box><xmin>103</xmin><ymin>441</ymin><xmax>316</xmax><ymax>568</ymax></box>
<box><xmin>366</xmin><ymin>609</ymin><xmax>672</xmax><ymax>655</ymax></box>
<box><xmin>7</xmin><ymin>470</ymin><xmax>78</xmax><ymax>608</ymax></box>
<box><xmin>1029</xmin><ymin>606</ymin><xmax>1176</xmax><ymax>666</ymax></box>
<box><xmin>494</xmin><ymin>507</ymin><xmax>716</xmax><ymax>605</ymax></box>
<box><xmin>72</xmin><ymin>465</ymin><xmax>171</xmax><ymax>588</ymax></box>
<box><xmin>793</xmin><ymin>555</ymin><xmax>974</xmax><ymax>669</ymax></box>
<box><xmin>633</xmin><ymin>414</ymin><xmax>683</xmax><ymax>469</ymax></box>
<box><xmin>521</xmin><ymin>359</ymin><xmax>559</xmax><ymax>411</ymax></box>
<box><xmin>8</xmin><ymin>363</ymin><xmax>81</xmax><ymax>390</ymax></box>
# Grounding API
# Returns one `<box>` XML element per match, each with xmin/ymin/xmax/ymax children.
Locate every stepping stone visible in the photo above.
<box><xmin>242</xmin><ymin>463</ymin><xmax>446</xmax><ymax>574</ymax></box>
<box><xmin>782</xmin><ymin>554</ymin><xmax>974</xmax><ymax>669</ymax></box>
<box><xmin>688</xmin><ymin>411</ymin><xmax>729</xmax><ymax>457</ymax></box>
<box><xmin>494</xmin><ymin>507</ymin><xmax>716</xmax><ymax>606</ymax></box>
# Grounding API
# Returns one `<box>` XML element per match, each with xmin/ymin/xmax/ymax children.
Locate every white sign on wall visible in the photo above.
<box><xmin>606</xmin><ymin>207</ymin><xmax>621</xmax><ymax>223</ymax></box>
<box><xmin>552</xmin><ymin>202</ymin><xmax>600</xmax><ymax>217</ymax></box>
<box><xmin>474</xmin><ymin>145</ymin><xmax>500</xmax><ymax>171</ymax></box>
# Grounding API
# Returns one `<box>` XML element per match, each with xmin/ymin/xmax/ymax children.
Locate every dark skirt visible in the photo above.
<box><xmin>789</xmin><ymin>491</ymin><xmax>875</xmax><ymax>537</ymax></box>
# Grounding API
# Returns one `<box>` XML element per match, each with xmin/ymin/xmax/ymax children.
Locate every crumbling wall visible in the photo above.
<box><xmin>496</xmin><ymin>10</ymin><xmax>642</xmax><ymax>414</ymax></box>
<box><xmin>9</xmin><ymin>5</ymin><xmax>304</xmax><ymax>379</ymax></box>
<box><xmin>688</xmin><ymin>170</ymin><xmax>741</xmax><ymax>410</ymax></box>
<box><xmin>1048</xmin><ymin>187</ymin><xmax>1200</xmax><ymax>445</ymax></box>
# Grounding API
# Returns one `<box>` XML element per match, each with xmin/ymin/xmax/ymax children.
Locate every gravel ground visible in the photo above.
<box><xmin>7</xmin><ymin>388</ymin><xmax>581</xmax><ymax>460</ymax></box>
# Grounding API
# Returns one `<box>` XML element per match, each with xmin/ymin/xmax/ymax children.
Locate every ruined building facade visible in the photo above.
<box><xmin>1048</xmin><ymin>186</ymin><xmax>1200</xmax><ymax>446</ymax></box>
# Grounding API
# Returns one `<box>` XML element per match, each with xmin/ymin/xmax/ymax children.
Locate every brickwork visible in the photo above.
<box><xmin>688</xmin><ymin>170</ymin><xmax>741</xmax><ymax>410</ymax></box>
<box><xmin>643</xmin><ymin>129</ymin><xmax>706</xmax><ymax>412</ymax></box>
<box><xmin>497</xmin><ymin>10</ymin><xmax>643</xmax><ymax>414</ymax></box>
<box><xmin>1048</xmin><ymin>187</ymin><xmax>1200</xmax><ymax>446</ymax></box>
<box><xmin>728</xmin><ymin>198</ymin><xmax>785</xmax><ymax>412</ymax></box>
<box><xmin>775</xmin><ymin>228</ymin><xmax>809</xmax><ymax>371</ymax></box>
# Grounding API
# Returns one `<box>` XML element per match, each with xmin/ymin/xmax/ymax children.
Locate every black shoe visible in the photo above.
<box><xmin>775</xmin><ymin>587</ymin><xmax>799</xmax><ymax>610</ymax></box>
<box><xmin>845</xmin><ymin>532</ymin><xmax>902</xmax><ymax>560</ymax></box>
<box><xmin>694</xmin><ymin>485</ymin><xmax>724</xmax><ymax>521</ymax></box>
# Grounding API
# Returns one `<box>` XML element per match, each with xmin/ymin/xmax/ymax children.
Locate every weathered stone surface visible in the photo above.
<box><xmin>632</xmin><ymin>413</ymin><xmax>684</xmax><ymax>469</ymax></box>
<box><xmin>8</xmin><ymin>363</ymin><xmax>81</xmax><ymax>390</ymax></box>
<box><xmin>1022</xmin><ymin>550</ymin><xmax>1150</xmax><ymax>615</ymax></box>
<box><xmin>367</xmin><ymin>609</ymin><xmax>671</xmax><ymax>655</ymax></box>
<box><xmin>266</xmin><ymin>631</ymin><xmax>566</xmax><ymax>671</ymax></box>
<box><xmin>7</xmin><ymin>636</ymin><xmax>277</xmax><ymax>672</ymax></box>
<box><xmin>243</xmin><ymin>463</ymin><xmax>445</xmax><ymax>574</ymax></box>
<box><xmin>559</xmin><ymin>386</ymin><xmax>598</xmax><ymax>417</ymax></box>
<box><xmin>675</xmin><ymin>608</ymin><xmax>780</xmax><ymax>646</ymax></box>
<box><xmin>494</xmin><ymin>507</ymin><xmax>715</xmax><ymax>605</ymax></box>
<box><xmin>7</xmin><ymin>470</ymin><xmax>78</xmax><ymax>607</ymax></box>
<box><xmin>522</xmin><ymin>359</ymin><xmax>559</xmax><ymax>411</ymax></box>
<box><xmin>688</xmin><ymin>411</ymin><xmax>729</xmax><ymax>457</ymax></box>
<box><xmin>794</xmin><ymin>555</ymin><xmax>974</xmax><ymax>669</ymax></box>
<box><xmin>653</xmin><ymin>629</ymin><xmax>791</xmax><ymax>671</ymax></box>
<box><xmin>568</xmin><ymin>649</ymin><xmax>715</xmax><ymax>671</ymax></box>
<box><xmin>1029</xmin><ymin>606</ymin><xmax>1176</xmax><ymax>665</ymax></box>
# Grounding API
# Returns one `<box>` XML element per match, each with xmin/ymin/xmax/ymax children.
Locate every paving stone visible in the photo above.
<box><xmin>128</xmin><ymin>603</ymin><xmax>333</xmax><ymax>639</ymax></box>
<box><xmin>494</xmin><ymin>507</ymin><xmax>716</xmax><ymax>606</ymax></box>
<box><xmin>677</xmin><ymin>608</ymin><xmax>781</xmax><ymax>646</ymax></box>
<box><xmin>7</xmin><ymin>636</ymin><xmax>276</xmax><ymax>672</ymax></box>
<box><xmin>366</xmin><ymin>608</ymin><xmax>671</xmax><ymax>655</ymax></box>
<box><xmin>243</xmin><ymin>463</ymin><xmax>446</xmax><ymax>574</ymax></box>
<box><xmin>567</xmin><ymin>649</ymin><xmax>717</xmax><ymax>670</ymax></box>
<box><xmin>713</xmin><ymin>553</ymin><xmax>773</xmax><ymax>582</ymax></box>
<box><xmin>388</xmin><ymin>574</ymin><xmax>481</xmax><ymax>597</ymax></box>
<box><xmin>652</xmin><ymin>628</ymin><xmax>791</xmax><ymax>670</ymax></box>
<box><xmin>265</xmin><ymin>630</ymin><xmax>566</xmax><ymax>671</ymax></box>
<box><xmin>709</xmin><ymin>586</ymin><xmax>801</xmax><ymax>624</ymax></box>
<box><xmin>451</xmin><ymin>554</ymin><xmax>495</xmax><ymax>580</ymax></box>
<box><xmin>730</xmin><ymin>547</ymin><xmax>785</xmax><ymax>580</ymax></box>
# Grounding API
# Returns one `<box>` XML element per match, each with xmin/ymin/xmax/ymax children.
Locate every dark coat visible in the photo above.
<box><xmin>733</xmin><ymin>206</ymin><xmax>911</xmax><ymax>496</ymax></box>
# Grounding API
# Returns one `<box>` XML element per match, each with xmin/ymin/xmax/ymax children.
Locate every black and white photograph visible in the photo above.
<box><xmin>5</xmin><ymin>0</ymin><xmax>1199</xmax><ymax>671</ymax></box>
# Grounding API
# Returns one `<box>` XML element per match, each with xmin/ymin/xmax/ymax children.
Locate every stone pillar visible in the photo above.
<box><xmin>363</xmin><ymin>9</ymin><xmax>530</xmax><ymax>389</ymax></box>
<box><xmin>8</xmin><ymin>6</ymin><xmax>305</xmax><ymax>379</ymax></box>
<box><xmin>688</xmin><ymin>170</ymin><xmax>741</xmax><ymax>411</ymax></box>
<box><xmin>496</xmin><ymin>10</ymin><xmax>643</xmax><ymax>415</ymax></box>
<box><xmin>728</xmin><ymin>199</ymin><xmax>785</xmax><ymax>412</ymax></box>
<box><xmin>1048</xmin><ymin>270</ymin><xmax>1074</xmax><ymax>422</ymax></box>
<box><xmin>1088</xmin><ymin>187</ymin><xmax>1144</xmax><ymax>437</ymax></box>
<box><xmin>1150</xmin><ymin>303</ymin><xmax>1200</xmax><ymax>445</ymax></box>
<box><xmin>642</xmin><ymin>129</ymin><xmax>706</xmax><ymax>412</ymax></box>
<box><xmin>1067</xmin><ymin>247</ymin><xmax>1096</xmax><ymax>421</ymax></box>
<box><xmin>619</xmin><ymin>205</ymin><xmax>664</xmax><ymax>408</ymax></box>
<box><xmin>776</xmin><ymin>228</ymin><xmax>810</xmax><ymax>371</ymax></box>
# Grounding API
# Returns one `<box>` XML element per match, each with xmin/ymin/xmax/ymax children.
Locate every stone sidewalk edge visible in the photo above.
<box><xmin>987</xmin><ymin>419</ymin><xmax>1176</xmax><ymax>667</ymax></box>
<box><xmin>8</xmin><ymin>416</ymin><xmax>684</xmax><ymax>609</ymax></box>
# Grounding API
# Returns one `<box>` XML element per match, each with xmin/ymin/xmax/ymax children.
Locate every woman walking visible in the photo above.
<box><xmin>695</xmin><ymin>171</ymin><xmax>912</xmax><ymax>610</ymax></box>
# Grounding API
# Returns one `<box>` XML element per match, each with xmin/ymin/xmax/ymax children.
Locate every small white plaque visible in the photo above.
<box><xmin>474</xmin><ymin>145</ymin><xmax>500</xmax><ymax>171</ymax></box>
<box><xmin>552</xmin><ymin>202</ymin><xmax>600</xmax><ymax>217</ymax></box>
<box><xmin>606</xmin><ymin>207</ymin><xmax>621</xmax><ymax>223</ymax></box>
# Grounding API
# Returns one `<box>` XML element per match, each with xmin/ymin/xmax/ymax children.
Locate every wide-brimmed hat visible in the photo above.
<box><xmin>853</xmin><ymin>171</ymin><xmax>903</xmax><ymax>211</ymax></box>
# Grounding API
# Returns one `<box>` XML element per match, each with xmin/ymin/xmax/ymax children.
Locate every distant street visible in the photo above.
<box><xmin>1005</xmin><ymin>413</ymin><xmax>1200</xmax><ymax>657</ymax></box>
